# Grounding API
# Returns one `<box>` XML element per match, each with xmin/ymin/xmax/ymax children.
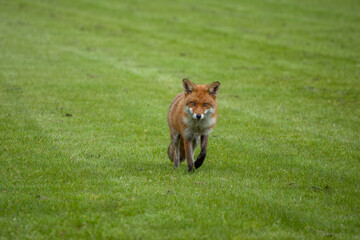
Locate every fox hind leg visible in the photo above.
<box><xmin>168</xmin><ymin>133</ymin><xmax>190</xmax><ymax>168</ymax></box>
<box><xmin>167</xmin><ymin>143</ymin><xmax>174</xmax><ymax>162</ymax></box>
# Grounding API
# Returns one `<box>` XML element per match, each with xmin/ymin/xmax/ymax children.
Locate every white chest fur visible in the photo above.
<box><xmin>183</xmin><ymin>106</ymin><xmax>216</xmax><ymax>140</ymax></box>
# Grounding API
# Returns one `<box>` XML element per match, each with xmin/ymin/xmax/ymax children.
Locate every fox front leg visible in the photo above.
<box><xmin>173</xmin><ymin>133</ymin><xmax>181</xmax><ymax>168</ymax></box>
<box><xmin>184</xmin><ymin>139</ymin><xmax>195</xmax><ymax>172</ymax></box>
<box><xmin>195</xmin><ymin>135</ymin><xmax>208</xmax><ymax>169</ymax></box>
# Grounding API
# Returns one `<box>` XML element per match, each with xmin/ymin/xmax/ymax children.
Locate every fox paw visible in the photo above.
<box><xmin>187</xmin><ymin>166</ymin><xmax>195</xmax><ymax>173</ymax></box>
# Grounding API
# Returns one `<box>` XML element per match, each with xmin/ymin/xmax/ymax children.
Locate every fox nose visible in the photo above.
<box><xmin>196</xmin><ymin>114</ymin><xmax>201</xmax><ymax>120</ymax></box>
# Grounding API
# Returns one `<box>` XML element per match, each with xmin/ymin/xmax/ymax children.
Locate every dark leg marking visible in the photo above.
<box><xmin>195</xmin><ymin>135</ymin><xmax>208</xmax><ymax>169</ymax></box>
<box><xmin>195</xmin><ymin>149</ymin><xmax>206</xmax><ymax>169</ymax></box>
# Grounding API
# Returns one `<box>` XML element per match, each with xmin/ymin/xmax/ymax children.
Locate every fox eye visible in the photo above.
<box><xmin>190</xmin><ymin>102</ymin><xmax>196</xmax><ymax>106</ymax></box>
<box><xmin>203</xmin><ymin>103</ymin><xmax>209</xmax><ymax>107</ymax></box>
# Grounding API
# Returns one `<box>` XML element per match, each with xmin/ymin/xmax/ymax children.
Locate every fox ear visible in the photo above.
<box><xmin>207</xmin><ymin>81</ymin><xmax>220</xmax><ymax>96</ymax></box>
<box><xmin>183</xmin><ymin>78</ymin><xmax>196</xmax><ymax>94</ymax></box>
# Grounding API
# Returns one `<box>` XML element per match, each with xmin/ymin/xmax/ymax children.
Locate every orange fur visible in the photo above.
<box><xmin>167</xmin><ymin>79</ymin><xmax>220</xmax><ymax>172</ymax></box>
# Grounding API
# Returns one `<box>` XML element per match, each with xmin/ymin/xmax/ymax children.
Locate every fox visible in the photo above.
<box><xmin>167</xmin><ymin>78</ymin><xmax>220</xmax><ymax>172</ymax></box>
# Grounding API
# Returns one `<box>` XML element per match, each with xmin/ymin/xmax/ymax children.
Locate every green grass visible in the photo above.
<box><xmin>1</xmin><ymin>0</ymin><xmax>360</xmax><ymax>239</ymax></box>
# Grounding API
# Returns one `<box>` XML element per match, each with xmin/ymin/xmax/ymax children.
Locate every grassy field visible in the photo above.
<box><xmin>1</xmin><ymin>0</ymin><xmax>360</xmax><ymax>239</ymax></box>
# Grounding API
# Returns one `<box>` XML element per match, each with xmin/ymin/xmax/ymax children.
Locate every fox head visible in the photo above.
<box><xmin>183</xmin><ymin>78</ymin><xmax>220</xmax><ymax>121</ymax></box>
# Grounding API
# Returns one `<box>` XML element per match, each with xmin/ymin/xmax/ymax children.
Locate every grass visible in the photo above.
<box><xmin>1</xmin><ymin>0</ymin><xmax>360</xmax><ymax>239</ymax></box>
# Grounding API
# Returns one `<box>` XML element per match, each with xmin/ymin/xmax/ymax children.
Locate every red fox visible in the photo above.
<box><xmin>167</xmin><ymin>78</ymin><xmax>220</xmax><ymax>172</ymax></box>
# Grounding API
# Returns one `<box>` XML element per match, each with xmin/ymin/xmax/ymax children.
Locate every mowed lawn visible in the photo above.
<box><xmin>1</xmin><ymin>0</ymin><xmax>359</xmax><ymax>239</ymax></box>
